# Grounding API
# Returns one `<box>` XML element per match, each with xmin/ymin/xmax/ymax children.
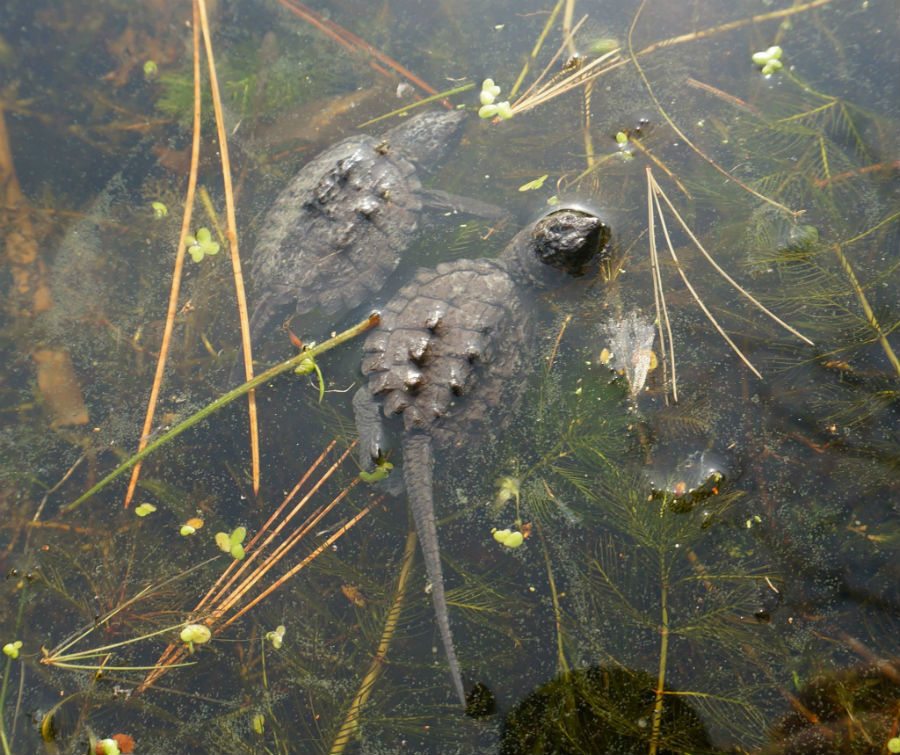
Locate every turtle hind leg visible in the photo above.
<box><xmin>402</xmin><ymin>432</ymin><xmax>466</xmax><ymax>705</ymax></box>
<box><xmin>352</xmin><ymin>386</ymin><xmax>387</xmax><ymax>470</ymax></box>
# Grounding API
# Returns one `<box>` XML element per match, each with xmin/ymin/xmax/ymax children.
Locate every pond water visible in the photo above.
<box><xmin>1</xmin><ymin>0</ymin><xmax>898</xmax><ymax>753</ymax></box>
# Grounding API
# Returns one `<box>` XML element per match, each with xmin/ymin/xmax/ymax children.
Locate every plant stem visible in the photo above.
<box><xmin>831</xmin><ymin>242</ymin><xmax>900</xmax><ymax>379</ymax></box>
<box><xmin>649</xmin><ymin>559</ymin><xmax>669</xmax><ymax>755</ymax></box>
<box><xmin>62</xmin><ymin>313</ymin><xmax>380</xmax><ymax>513</ymax></box>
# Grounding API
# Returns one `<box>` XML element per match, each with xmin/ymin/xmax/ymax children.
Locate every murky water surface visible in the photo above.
<box><xmin>1</xmin><ymin>1</ymin><xmax>898</xmax><ymax>753</ymax></box>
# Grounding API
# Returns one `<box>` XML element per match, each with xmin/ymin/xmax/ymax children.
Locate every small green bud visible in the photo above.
<box><xmin>615</xmin><ymin>131</ymin><xmax>629</xmax><ymax>145</ymax></box>
<box><xmin>135</xmin><ymin>503</ymin><xmax>157</xmax><ymax>517</ymax></box>
<box><xmin>495</xmin><ymin>101</ymin><xmax>513</xmax><ymax>120</ymax></box>
<box><xmin>151</xmin><ymin>201</ymin><xmax>168</xmax><ymax>218</ymax></box>
<box><xmin>230</xmin><ymin>543</ymin><xmax>245</xmax><ymax>560</ymax></box>
<box><xmin>887</xmin><ymin>737</ymin><xmax>900</xmax><ymax>754</ymax></box>
<box><xmin>180</xmin><ymin>524</ymin><xmax>196</xmax><ymax>536</ymax></box>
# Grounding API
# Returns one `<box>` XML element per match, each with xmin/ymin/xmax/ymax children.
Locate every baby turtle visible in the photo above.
<box><xmin>353</xmin><ymin>209</ymin><xmax>610</xmax><ymax>703</ymax></box>
<box><xmin>248</xmin><ymin>110</ymin><xmax>500</xmax><ymax>339</ymax></box>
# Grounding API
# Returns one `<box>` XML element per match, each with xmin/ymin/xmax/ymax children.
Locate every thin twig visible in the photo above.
<box><xmin>650</xmin><ymin>179</ymin><xmax>764</xmax><ymax>379</ymax></box>
<box><xmin>509</xmin><ymin>0</ymin><xmax>565</xmax><ymax>99</ymax></box>
<box><xmin>628</xmin><ymin>0</ymin><xmax>797</xmax><ymax>217</ymax></box>
<box><xmin>122</xmin><ymin>7</ymin><xmax>203</xmax><ymax>509</ymax></box>
<box><xmin>195</xmin><ymin>0</ymin><xmax>261</xmax><ymax>495</ymax></box>
<box><xmin>277</xmin><ymin>0</ymin><xmax>441</xmax><ymax>99</ymax></box>
<box><xmin>330</xmin><ymin>527</ymin><xmax>417</xmax><ymax>755</ymax></box>
<box><xmin>650</xmin><ymin>172</ymin><xmax>814</xmax><ymax>345</ymax></box>
<box><xmin>646</xmin><ymin>168</ymin><xmax>677</xmax><ymax>402</ymax></box>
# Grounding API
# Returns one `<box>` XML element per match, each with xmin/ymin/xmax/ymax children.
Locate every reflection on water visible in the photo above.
<box><xmin>0</xmin><ymin>0</ymin><xmax>897</xmax><ymax>752</ymax></box>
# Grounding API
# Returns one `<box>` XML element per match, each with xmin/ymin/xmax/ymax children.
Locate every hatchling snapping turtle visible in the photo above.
<box><xmin>352</xmin><ymin>209</ymin><xmax>610</xmax><ymax>704</ymax></box>
<box><xmin>248</xmin><ymin>109</ymin><xmax>501</xmax><ymax>339</ymax></box>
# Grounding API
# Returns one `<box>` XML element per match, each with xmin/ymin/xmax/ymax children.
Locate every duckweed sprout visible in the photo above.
<box><xmin>265</xmin><ymin>625</ymin><xmax>286</xmax><ymax>649</ymax></box>
<box><xmin>97</xmin><ymin>739</ymin><xmax>121</xmax><ymax>755</ymax></box>
<box><xmin>134</xmin><ymin>503</ymin><xmax>157</xmax><ymax>517</ymax></box>
<box><xmin>752</xmin><ymin>45</ymin><xmax>783</xmax><ymax>75</ymax></box>
<box><xmin>215</xmin><ymin>527</ymin><xmax>247</xmax><ymax>559</ymax></box>
<box><xmin>180</xmin><ymin>623</ymin><xmax>212</xmax><ymax>653</ymax></box>
<box><xmin>495</xmin><ymin>101</ymin><xmax>513</xmax><ymax>120</ymax></box>
<box><xmin>3</xmin><ymin>640</ymin><xmax>22</xmax><ymax>659</ymax></box>
<box><xmin>492</xmin><ymin>528</ymin><xmax>525</xmax><ymax>549</ymax></box>
<box><xmin>186</xmin><ymin>227</ymin><xmax>220</xmax><ymax>262</ymax></box>
<box><xmin>479</xmin><ymin>79</ymin><xmax>512</xmax><ymax>119</ymax></box>
<box><xmin>480</xmin><ymin>78</ymin><xmax>501</xmax><ymax>104</ymax></box>
<box><xmin>151</xmin><ymin>201</ymin><xmax>168</xmax><ymax>218</ymax></box>
<box><xmin>888</xmin><ymin>737</ymin><xmax>900</xmax><ymax>754</ymax></box>
<box><xmin>479</xmin><ymin>103</ymin><xmax>499</xmax><ymax>119</ymax></box>
<box><xmin>180</xmin><ymin>524</ymin><xmax>196</xmax><ymax>536</ymax></box>
<box><xmin>359</xmin><ymin>459</ymin><xmax>394</xmax><ymax>483</ymax></box>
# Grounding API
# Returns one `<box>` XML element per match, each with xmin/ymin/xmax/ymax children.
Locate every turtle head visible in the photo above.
<box><xmin>382</xmin><ymin>110</ymin><xmax>467</xmax><ymax>167</ymax></box>
<box><xmin>505</xmin><ymin>208</ymin><xmax>610</xmax><ymax>286</ymax></box>
<box><xmin>532</xmin><ymin>209</ymin><xmax>610</xmax><ymax>275</ymax></box>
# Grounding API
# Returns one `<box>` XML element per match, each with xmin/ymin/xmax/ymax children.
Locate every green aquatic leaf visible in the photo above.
<box><xmin>518</xmin><ymin>174</ymin><xmax>549</xmax><ymax>192</ymax></box>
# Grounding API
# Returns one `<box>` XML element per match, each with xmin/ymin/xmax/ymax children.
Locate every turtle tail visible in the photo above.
<box><xmin>402</xmin><ymin>433</ymin><xmax>466</xmax><ymax>705</ymax></box>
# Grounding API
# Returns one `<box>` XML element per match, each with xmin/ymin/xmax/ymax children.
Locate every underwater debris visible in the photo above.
<box><xmin>601</xmin><ymin>311</ymin><xmax>657</xmax><ymax>397</ymax></box>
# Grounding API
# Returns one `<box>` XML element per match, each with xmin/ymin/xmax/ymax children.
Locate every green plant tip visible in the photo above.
<box><xmin>180</xmin><ymin>524</ymin><xmax>196</xmax><ymax>536</ymax></box>
<box><xmin>143</xmin><ymin>60</ymin><xmax>159</xmax><ymax>82</ymax></box>
<box><xmin>230</xmin><ymin>543</ymin><xmax>246</xmax><ymax>560</ymax></box>
<box><xmin>479</xmin><ymin>89</ymin><xmax>496</xmax><ymax>106</ymax></box>
<box><xmin>494</xmin><ymin>476</ymin><xmax>520</xmax><ymax>505</ymax></box>
<box><xmin>186</xmin><ymin>227</ymin><xmax>220</xmax><ymax>262</ymax></box>
<box><xmin>231</xmin><ymin>526</ymin><xmax>247</xmax><ymax>545</ymax></box>
<box><xmin>889</xmin><ymin>738</ymin><xmax>900</xmax><ymax>754</ymax></box>
<box><xmin>761</xmin><ymin>59</ymin><xmax>783</xmax><ymax>75</ymax></box>
<box><xmin>98</xmin><ymin>739</ymin><xmax>121</xmax><ymax>755</ymax></box>
<box><xmin>135</xmin><ymin>503</ymin><xmax>157</xmax><ymax>517</ymax></box>
<box><xmin>151</xmin><ymin>200</ymin><xmax>168</xmax><ymax>218</ymax></box>
<box><xmin>295</xmin><ymin>357</ymin><xmax>316</xmax><ymax>375</ymax></box>
<box><xmin>252</xmin><ymin>712</ymin><xmax>265</xmax><ymax>735</ymax></box>
<box><xmin>615</xmin><ymin>131</ymin><xmax>629</xmax><ymax>145</ymax></box>
<box><xmin>3</xmin><ymin>640</ymin><xmax>23</xmax><ymax>659</ymax></box>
